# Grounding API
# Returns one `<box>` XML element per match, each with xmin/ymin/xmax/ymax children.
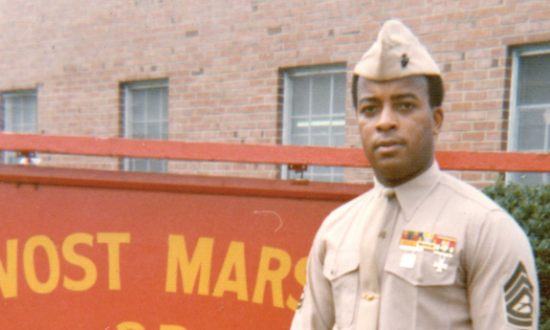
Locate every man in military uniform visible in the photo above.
<box><xmin>290</xmin><ymin>20</ymin><xmax>539</xmax><ymax>330</ymax></box>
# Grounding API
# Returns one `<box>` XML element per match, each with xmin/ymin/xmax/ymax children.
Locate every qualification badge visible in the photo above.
<box><xmin>399</xmin><ymin>230</ymin><xmax>456</xmax><ymax>272</ymax></box>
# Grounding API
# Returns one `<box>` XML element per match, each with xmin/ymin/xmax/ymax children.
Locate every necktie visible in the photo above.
<box><xmin>356</xmin><ymin>188</ymin><xmax>398</xmax><ymax>330</ymax></box>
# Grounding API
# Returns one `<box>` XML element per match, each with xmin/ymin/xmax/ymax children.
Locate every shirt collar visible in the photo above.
<box><xmin>373</xmin><ymin>161</ymin><xmax>442</xmax><ymax>221</ymax></box>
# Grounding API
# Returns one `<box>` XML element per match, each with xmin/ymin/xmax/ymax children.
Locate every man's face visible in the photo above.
<box><xmin>356</xmin><ymin>75</ymin><xmax>443</xmax><ymax>187</ymax></box>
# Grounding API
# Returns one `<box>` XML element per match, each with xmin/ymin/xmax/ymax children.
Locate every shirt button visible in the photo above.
<box><xmin>362</xmin><ymin>293</ymin><xmax>378</xmax><ymax>301</ymax></box>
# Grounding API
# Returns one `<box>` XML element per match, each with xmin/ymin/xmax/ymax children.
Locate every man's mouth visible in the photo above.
<box><xmin>375</xmin><ymin>139</ymin><xmax>404</xmax><ymax>153</ymax></box>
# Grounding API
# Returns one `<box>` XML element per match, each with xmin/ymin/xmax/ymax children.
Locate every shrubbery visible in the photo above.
<box><xmin>483</xmin><ymin>180</ymin><xmax>550</xmax><ymax>329</ymax></box>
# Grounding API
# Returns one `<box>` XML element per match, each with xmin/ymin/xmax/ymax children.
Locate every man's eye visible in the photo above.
<box><xmin>397</xmin><ymin>103</ymin><xmax>415</xmax><ymax>110</ymax></box>
<box><xmin>360</xmin><ymin>105</ymin><xmax>377</xmax><ymax>114</ymax></box>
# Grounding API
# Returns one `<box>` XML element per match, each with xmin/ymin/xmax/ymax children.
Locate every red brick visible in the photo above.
<box><xmin>440</xmin><ymin>132</ymin><xmax>461</xmax><ymax>142</ymax></box>
<box><xmin>463</xmin><ymin>132</ymin><xmax>485</xmax><ymax>141</ymax></box>
<box><xmin>446</xmin><ymin>142</ymin><xmax>472</xmax><ymax>151</ymax></box>
<box><xmin>461</xmin><ymin>171</ymin><xmax>484</xmax><ymax>181</ymax></box>
<box><xmin>450</xmin><ymin>122</ymin><xmax>473</xmax><ymax>131</ymax></box>
<box><xmin>464</xmin><ymin>111</ymin><xmax>487</xmax><ymax>121</ymax></box>
<box><xmin>450</xmin><ymin>102</ymin><xmax>474</xmax><ymax>112</ymax></box>
<box><xmin>473</xmin><ymin>121</ymin><xmax>496</xmax><ymax>131</ymax></box>
<box><xmin>466</xmin><ymin>91</ymin><xmax>488</xmax><ymax>101</ymax></box>
<box><xmin>487</xmin><ymin>131</ymin><xmax>506</xmax><ymax>141</ymax></box>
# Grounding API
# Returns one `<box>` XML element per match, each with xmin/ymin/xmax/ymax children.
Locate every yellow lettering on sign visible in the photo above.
<box><xmin>116</xmin><ymin>323</ymin><xmax>187</xmax><ymax>330</ymax></box>
<box><xmin>286</xmin><ymin>257</ymin><xmax>308</xmax><ymax>310</ymax></box>
<box><xmin>165</xmin><ymin>235</ymin><xmax>213</xmax><ymax>295</ymax></box>
<box><xmin>117</xmin><ymin>321</ymin><xmax>145</xmax><ymax>330</ymax></box>
<box><xmin>212</xmin><ymin>241</ymin><xmax>248</xmax><ymax>301</ymax></box>
<box><xmin>62</xmin><ymin>233</ymin><xmax>97</xmax><ymax>291</ymax></box>
<box><xmin>252</xmin><ymin>246</ymin><xmax>291</xmax><ymax>308</ymax></box>
<box><xmin>0</xmin><ymin>239</ymin><xmax>17</xmax><ymax>298</ymax></box>
<box><xmin>160</xmin><ymin>325</ymin><xmax>187</xmax><ymax>330</ymax></box>
<box><xmin>97</xmin><ymin>233</ymin><xmax>130</xmax><ymax>290</ymax></box>
<box><xmin>23</xmin><ymin>235</ymin><xmax>60</xmax><ymax>294</ymax></box>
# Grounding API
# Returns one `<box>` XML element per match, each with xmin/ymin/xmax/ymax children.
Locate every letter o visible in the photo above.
<box><xmin>23</xmin><ymin>235</ymin><xmax>60</xmax><ymax>294</ymax></box>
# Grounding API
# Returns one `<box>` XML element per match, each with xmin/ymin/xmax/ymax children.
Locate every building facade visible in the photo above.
<box><xmin>0</xmin><ymin>0</ymin><xmax>549</xmax><ymax>185</ymax></box>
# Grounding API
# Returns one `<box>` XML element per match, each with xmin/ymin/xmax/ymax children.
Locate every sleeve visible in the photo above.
<box><xmin>290</xmin><ymin>230</ymin><xmax>335</xmax><ymax>330</ymax></box>
<box><xmin>466</xmin><ymin>209</ymin><xmax>539</xmax><ymax>330</ymax></box>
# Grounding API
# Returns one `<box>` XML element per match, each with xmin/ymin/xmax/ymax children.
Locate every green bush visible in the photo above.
<box><xmin>483</xmin><ymin>180</ymin><xmax>550</xmax><ymax>329</ymax></box>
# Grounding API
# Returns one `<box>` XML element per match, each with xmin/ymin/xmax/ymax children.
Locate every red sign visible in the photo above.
<box><xmin>0</xmin><ymin>165</ymin><xmax>367</xmax><ymax>330</ymax></box>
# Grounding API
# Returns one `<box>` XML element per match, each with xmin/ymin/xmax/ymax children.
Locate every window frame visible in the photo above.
<box><xmin>2</xmin><ymin>89</ymin><xmax>38</xmax><ymax>133</ymax></box>
<box><xmin>1</xmin><ymin>89</ymin><xmax>38</xmax><ymax>164</ymax></box>
<box><xmin>122</xmin><ymin>79</ymin><xmax>169</xmax><ymax>173</ymax></box>
<box><xmin>281</xmin><ymin>63</ymin><xmax>347</xmax><ymax>182</ymax></box>
<box><xmin>507</xmin><ymin>42</ymin><xmax>550</xmax><ymax>183</ymax></box>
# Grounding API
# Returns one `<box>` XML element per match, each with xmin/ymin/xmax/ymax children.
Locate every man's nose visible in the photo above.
<box><xmin>376</xmin><ymin>105</ymin><xmax>398</xmax><ymax>131</ymax></box>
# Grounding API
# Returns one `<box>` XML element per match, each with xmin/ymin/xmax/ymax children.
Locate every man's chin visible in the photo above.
<box><xmin>372</xmin><ymin>159</ymin><xmax>415</xmax><ymax>184</ymax></box>
<box><xmin>372</xmin><ymin>154</ymin><xmax>405</xmax><ymax>170</ymax></box>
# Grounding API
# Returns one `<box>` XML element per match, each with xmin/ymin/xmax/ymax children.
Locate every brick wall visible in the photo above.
<box><xmin>0</xmin><ymin>0</ymin><xmax>548</xmax><ymax>184</ymax></box>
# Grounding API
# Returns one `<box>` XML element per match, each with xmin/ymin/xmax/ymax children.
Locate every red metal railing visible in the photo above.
<box><xmin>0</xmin><ymin>133</ymin><xmax>548</xmax><ymax>172</ymax></box>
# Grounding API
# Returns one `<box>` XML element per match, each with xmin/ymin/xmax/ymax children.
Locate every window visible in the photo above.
<box><xmin>282</xmin><ymin>64</ymin><xmax>347</xmax><ymax>182</ymax></box>
<box><xmin>1</xmin><ymin>90</ymin><xmax>38</xmax><ymax>164</ymax></box>
<box><xmin>123</xmin><ymin>79</ymin><xmax>168</xmax><ymax>173</ymax></box>
<box><xmin>508</xmin><ymin>43</ymin><xmax>550</xmax><ymax>184</ymax></box>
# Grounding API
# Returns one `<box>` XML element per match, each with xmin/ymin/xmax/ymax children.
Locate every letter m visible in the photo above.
<box><xmin>165</xmin><ymin>235</ymin><xmax>213</xmax><ymax>295</ymax></box>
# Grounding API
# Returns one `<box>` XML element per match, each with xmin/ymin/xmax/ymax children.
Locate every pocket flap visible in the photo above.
<box><xmin>323</xmin><ymin>251</ymin><xmax>360</xmax><ymax>281</ymax></box>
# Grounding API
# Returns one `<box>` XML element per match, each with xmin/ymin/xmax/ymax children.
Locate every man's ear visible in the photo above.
<box><xmin>432</xmin><ymin>107</ymin><xmax>444</xmax><ymax>135</ymax></box>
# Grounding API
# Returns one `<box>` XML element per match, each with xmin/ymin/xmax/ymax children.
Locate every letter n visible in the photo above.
<box><xmin>0</xmin><ymin>240</ymin><xmax>17</xmax><ymax>298</ymax></box>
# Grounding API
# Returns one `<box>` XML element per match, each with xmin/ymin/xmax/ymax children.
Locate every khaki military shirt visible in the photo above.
<box><xmin>290</xmin><ymin>163</ymin><xmax>539</xmax><ymax>330</ymax></box>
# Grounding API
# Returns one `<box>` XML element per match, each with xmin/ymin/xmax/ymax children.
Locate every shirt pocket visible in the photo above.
<box><xmin>323</xmin><ymin>251</ymin><xmax>360</xmax><ymax>329</ymax></box>
<box><xmin>385</xmin><ymin>250</ymin><xmax>458</xmax><ymax>286</ymax></box>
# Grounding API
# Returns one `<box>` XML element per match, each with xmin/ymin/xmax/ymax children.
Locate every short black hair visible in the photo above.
<box><xmin>351</xmin><ymin>74</ymin><xmax>445</xmax><ymax>110</ymax></box>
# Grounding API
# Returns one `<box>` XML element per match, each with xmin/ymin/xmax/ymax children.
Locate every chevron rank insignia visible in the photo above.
<box><xmin>504</xmin><ymin>262</ymin><xmax>534</xmax><ymax>327</ymax></box>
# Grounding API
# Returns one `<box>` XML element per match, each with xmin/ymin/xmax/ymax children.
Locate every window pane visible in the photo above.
<box><xmin>132</xmin><ymin>123</ymin><xmax>147</xmax><ymax>139</ymax></box>
<box><xmin>160</xmin><ymin>88</ymin><xmax>169</xmax><ymax>120</ymax></box>
<box><xmin>311</xmin><ymin>165</ymin><xmax>330</xmax><ymax>175</ymax></box>
<box><xmin>132</xmin><ymin>92</ymin><xmax>146</xmax><ymax>122</ymax></box>
<box><xmin>162</xmin><ymin>121</ymin><xmax>169</xmax><ymax>139</ymax></box>
<box><xmin>11</xmin><ymin>101</ymin><xmax>22</xmax><ymax>127</ymax></box>
<box><xmin>23</xmin><ymin>109</ymin><xmax>36</xmax><ymax>130</ymax></box>
<box><xmin>310</xmin><ymin>118</ymin><xmax>331</xmax><ymax>135</ymax></box>
<box><xmin>23</xmin><ymin>97</ymin><xmax>36</xmax><ymax>123</ymax></box>
<box><xmin>131</xmin><ymin>159</ymin><xmax>148</xmax><ymax>172</ymax></box>
<box><xmin>146</xmin><ymin>88</ymin><xmax>163</xmax><ymax>121</ymax></box>
<box><xmin>147</xmin><ymin>122</ymin><xmax>162</xmax><ymax>140</ymax></box>
<box><xmin>291</xmin><ymin>118</ymin><xmax>309</xmax><ymax>135</ymax></box>
<box><xmin>311</xmin><ymin>74</ymin><xmax>331</xmax><ymax>116</ymax></box>
<box><xmin>291</xmin><ymin>135</ymin><xmax>308</xmax><ymax>146</ymax></box>
<box><xmin>518</xmin><ymin>54</ymin><xmax>550</xmax><ymax>106</ymax></box>
<box><xmin>331</xmin><ymin>118</ymin><xmax>346</xmax><ymax>133</ymax></box>
<box><xmin>22</xmin><ymin>124</ymin><xmax>34</xmax><ymax>133</ymax></box>
<box><xmin>149</xmin><ymin>159</ymin><xmax>166</xmax><ymax>173</ymax></box>
<box><xmin>128</xmin><ymin>158</ymin><xmax>167</xmax><ymax>173</ymax></box>
<box><xmin>311</xmin><ymin>135</ymin><xmax>329</xmax><ymax>147</ymax></box>
<box><xmin>332</xmin><ymin>133</ymin><xmax>345</xmax><ymax>147</ymax></box>
<box><xmin>311</xmin><ymin>166</ymin><xmax>344</xmax><ymax>182</ymax></box>
<box><xmin>517</xmin><ymin>107</ymin><xmax>547</xmax><ymax>151</ymax></box>
<box><xmin>291</xmin><ymin>76</ymin><xmax>310</xmax><ymax>116</ymax></box>
<box><xmin>509</xmin><ymin>172</ymin><xmax>546</xmax><ymax>186</ymax></box>
<box><xmin>332</xmin><ymin>73</ymin><xmax>346</xmax><ymax>114</ymax></box>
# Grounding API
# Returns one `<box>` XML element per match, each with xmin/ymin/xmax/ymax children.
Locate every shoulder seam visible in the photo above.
<box><xmin>438</xmin><ymin>174</ymin><xmax>500</xmax><ymax>212</ymax></box>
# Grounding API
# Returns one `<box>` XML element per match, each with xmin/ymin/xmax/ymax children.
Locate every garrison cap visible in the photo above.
<box><xmin>353</xmin><ymin>20</ymin><xmax>440</xmax><ymax>81</ymax></box>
